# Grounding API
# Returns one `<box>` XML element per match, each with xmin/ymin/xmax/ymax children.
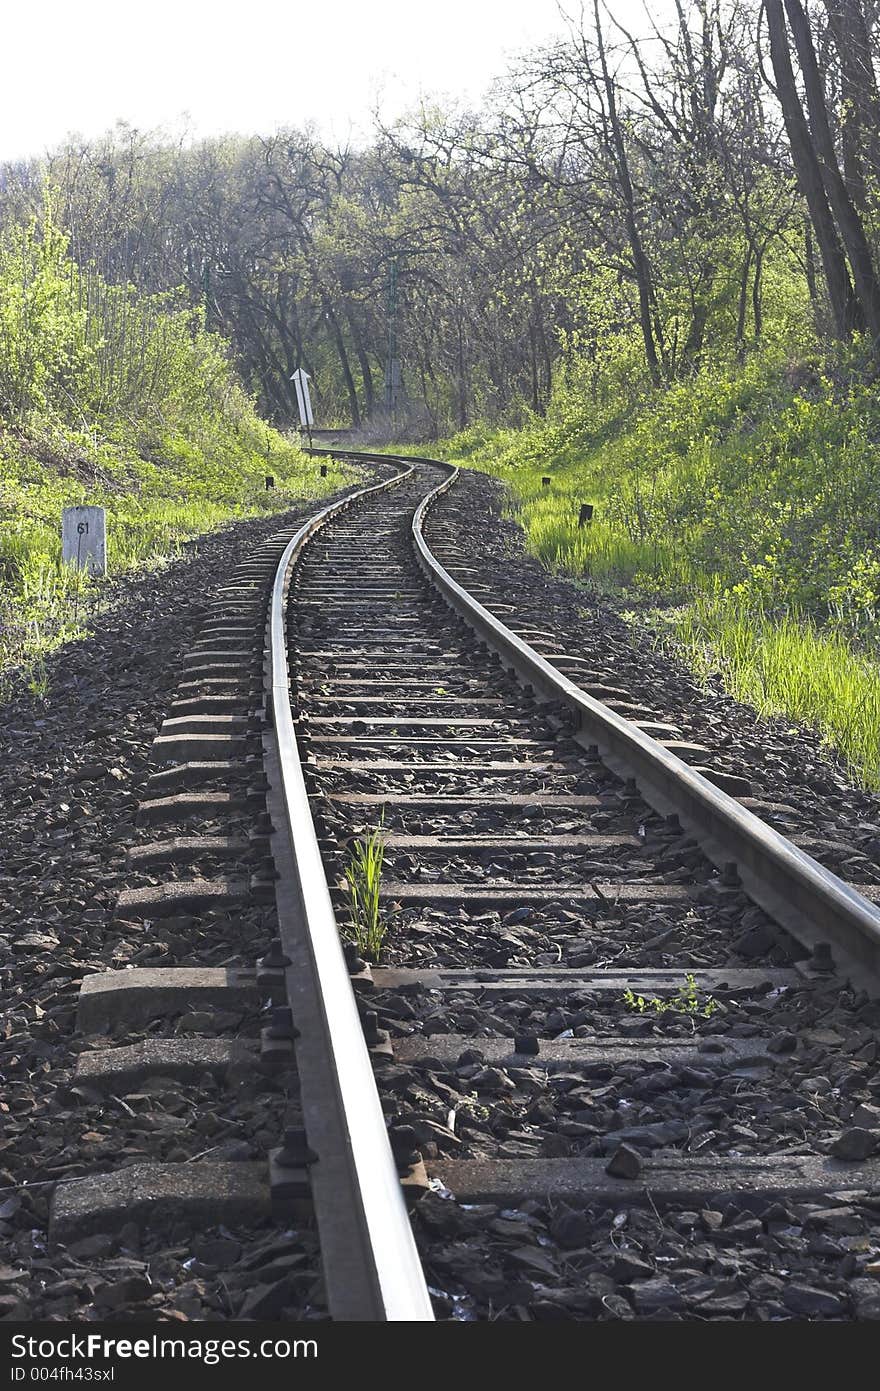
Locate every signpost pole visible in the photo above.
<box><xmin>291</xmin><ymin>368</ymin><xmax>315</xmax><ymax>449</ymax></box>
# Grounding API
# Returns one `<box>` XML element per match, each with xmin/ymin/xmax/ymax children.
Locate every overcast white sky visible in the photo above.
<box><xmin>1</xmin><ymin>0</ymin><xmax>663</xmax><ymax>161</ymax></box>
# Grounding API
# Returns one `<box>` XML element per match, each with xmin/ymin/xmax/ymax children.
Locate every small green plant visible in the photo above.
<box><xmin>344</xmin><ymin>823</ymin><xmax>387</xmax><ymax>960</ymax></box>
<box><xmin>623</xmin><ymin>972</ymin><xmax>719</xmax><ymax>1018</ymax></box>
<box><xmin>26</xmin><ymin>655</ymin><xmax>49</xmax><ymax>699</ymax></box>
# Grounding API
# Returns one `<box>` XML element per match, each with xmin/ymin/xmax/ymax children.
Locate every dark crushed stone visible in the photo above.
<box><xmin>0</xmin><ymin>490</ymin><xmax>367</xmax><ymax>1320</ymax></box>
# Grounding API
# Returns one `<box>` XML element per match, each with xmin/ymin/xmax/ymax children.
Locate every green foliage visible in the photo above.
<box><xmin>0</xmin><ymin>197</ymin><xmax>351</xmax><ymax>697</ymax></box>
<box><xmin>0</xmin><ymin>197</ymin><xmax>274</xmax><ymax>440</ymax></box>
<box><xmin>673</xmin><ymin>596</ymin><xmax>880</xmax><ymax>788</ymax></box>
<box><xmin>0</xmin><ymin>437</ymin><xmax>348</xmax><ymax>698</ymax></box>
<box><xmin>439</xmin><ymin>330</ymin><xmax>880</xmax><ymax>789</ymax></box>
<box><xmin>623</xmin><ymin>973</ymin><xmax>719</xmax><ymax>1019</ymax></box>
<box><xmin>344</xmin><ymin>824</ymin><xmax>387</xmax><ymax>961</ymax></box>
<box><xmin>448</xmin><ymin>340</ymin><xmax>871</xmax><ymax>606</ymax></box>
<box><xmin>0</xmin><ymin>213</ymin><xmax>82</xmax><ymax>421</ymax></box>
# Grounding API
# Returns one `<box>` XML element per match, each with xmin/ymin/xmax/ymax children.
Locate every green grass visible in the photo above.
<box><xmin>673</xmin><ymin>595</ymin><xmax>880</xmax><ymax>788</ymax></box>
<box><xmin>0</xmin><ymin>430</ymin><xmax>352</xmax><ymax>699</ymax></box>
<box><xmin>344</xmin><ymin>824</ymin><xmax>387</xmax><ymax>960</ymax></box>
<box><xmin>513</xmin><ymin>495</ymin><xmax>699</xmax><ymax>593</ymax></box>
<box><xmin>0</xmin><ymin>202</ymin><xmax>356</xmax><ymax>698</ymax></box>
<box><xmin>426</xmin><ymin>340</ymin><xmax>880</xmax><ymax>790</ymax></box>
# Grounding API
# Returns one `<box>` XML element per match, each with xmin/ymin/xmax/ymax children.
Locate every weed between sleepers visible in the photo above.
<box><xmin>345</xmin><ymin>823</ymin><xmax>387</xmax><ymax>961</ymax></box>
<box><xmin>623</xmin><ymin>972</ymin><xmax>719</xmax><ymax>1019</ymax></box>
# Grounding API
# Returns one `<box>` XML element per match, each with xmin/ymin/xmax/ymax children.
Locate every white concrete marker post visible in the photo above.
<box><xmin>62</xmin><ymin>506</ymin><xmax>107</xmax><ymax>577</ymax></box>
<box><xmin>290</xmin><ymin>368</ymin><xmax>314</xmax><ymax>448</ymax></box>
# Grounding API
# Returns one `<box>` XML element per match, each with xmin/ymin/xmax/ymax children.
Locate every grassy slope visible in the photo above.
<box><xmin>0</xmin><ymin>422</ymin><xmax>351</xmax><ymax>695</ymax></box>
<box><xmin>0</xmin><ymin>210</ymin><xmax>353</xmax><ymax>695</ymax></box>
<box><xmin>434</xmin><ymin>345</ymin><xmax>880</xmax><ymax>788</ymax></box>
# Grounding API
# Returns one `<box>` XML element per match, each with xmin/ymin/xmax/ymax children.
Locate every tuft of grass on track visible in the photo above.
<box><xmin>344</xmin><ymin>823</ymin><xmax>387</xmax><ymax>961</ymax></box>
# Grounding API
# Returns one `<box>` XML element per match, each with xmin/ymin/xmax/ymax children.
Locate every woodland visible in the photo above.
<box><xmin>2</xmin><ymin>0</ymin><xmax>880</xmax><ymax>778</ymax></box>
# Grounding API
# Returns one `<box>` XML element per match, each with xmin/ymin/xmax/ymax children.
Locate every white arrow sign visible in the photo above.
<box><xmin>290</xmin><ymin>368</ymin><xmax>314</xmax><ymax>428</ymax></box>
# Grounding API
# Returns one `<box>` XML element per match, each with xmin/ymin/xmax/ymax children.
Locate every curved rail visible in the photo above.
<box><xmin>402</xmin><ymin>461</ymin><xmax>880</xmax><ymax>991</ymax></box>
<box><xmin>308</xmin><ymin>446</ymin><xmax>880</xmax><ymax>981</ymax></box>
<box><xmin>264</xmin><ymin>458</ymin><xmax>435</xmax><ymax>1322</ymax></box>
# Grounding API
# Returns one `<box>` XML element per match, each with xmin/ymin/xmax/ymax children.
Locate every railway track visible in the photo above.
<box><xmin>44</xmin><ymin>450</ymin><xmax>880</xmax><ymax>1323</ymax></box>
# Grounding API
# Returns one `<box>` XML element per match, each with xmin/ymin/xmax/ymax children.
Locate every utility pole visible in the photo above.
<box><xmin>384</xmin><ymin>257</ymin><xmax>400</xmax><ymax>418</ymax></box>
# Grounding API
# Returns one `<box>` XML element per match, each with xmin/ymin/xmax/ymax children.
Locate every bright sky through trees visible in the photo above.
<box><xmin>2</xmin><ymin>0</ymin><xmax>660</xmax><ymax>159</ymax></box>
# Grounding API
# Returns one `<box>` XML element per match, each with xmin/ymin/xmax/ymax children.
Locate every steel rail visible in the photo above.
<box><xmin>399</xmin><ymin>459</ymin><xmax>880</xmax><ymax>992</ymax></box>
<box><xmin>264</xmin><ymin>457</ymin><xmax>435</xmax><ymax>1321</ymax></box>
